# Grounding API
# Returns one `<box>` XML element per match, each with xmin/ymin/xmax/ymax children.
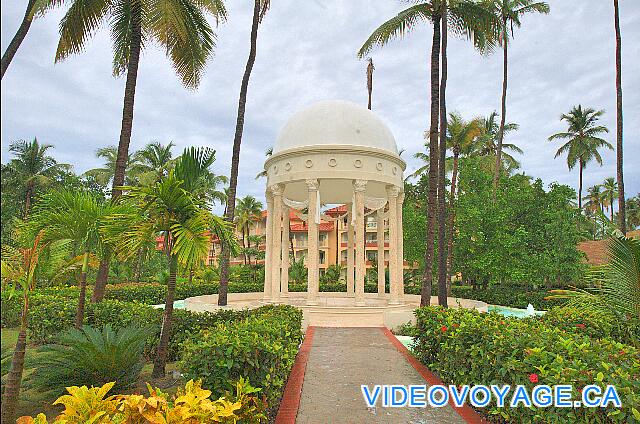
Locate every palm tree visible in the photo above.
<box><xmin>132</xmin><ymin>141</ymin><xmax>176</xmax><ymax>184</ymax></box>
<box><xmin>601</xmin><ymin>177</ymin><xmax>618</xmax><ymax>221</ymax></box>
<box><xmin>358</xmin><ymin>0</ymin><xmax>497</xmax><ymax>307</ymax></box>
<box><xmin>491</xmin><ymin>0</ymin><xmax>549</xmax><ymax>194</ymax></box>
<box><xmin>548</xmin><ymin>105</ymin><xmax>613</xmax><ymax>213</ymax></box>
<box><xmin>366</xmin><ymin>58</ymin><xmax>375</xmax><ymax>110</ymax></box>
<box><xmin>626</xmin><ymin>195</ymin><xmax>640</xmax><ymax>230</ymax></box>
<box><xmin>583</xmin><ymin>185</ymin><xmax>605</xmax><ymax>215</ymax></box>
<box><xmin>32</xmin><ymin>190</ymin><xmax>127</xmax><ymax>327</ymax></box>
<box><xmin>56</xmin><ymin>0</ymin><xmax>226</xmax><ymax>200</ymax></box>
<box><xmin>444</xmin><ymin>112</ymin><xmax>482</xmax><ymax>292</ymax></box>
<box><xmin>549</xmin><ymin>235</ymin><xmax>639</xmax><ymax>320</ymax></box>
<box><xmin>219</xmin><ymin>0</ymin><xmax>271</xmax><ymax>307</ymax></box>
<box><xmin>108</xmin><ymin>147</ymin><xmax>237</xmax><ymax>377</ymax></box>
<box><xmin>7</xmin><ymin>138</ymin><xmax>71</xmax><ymax>219</ymax></box>
<box><xmin>58</xmin><ymin>0</ymin><xmax>227</xmax><ymax>306</ymax></box>
<box><xmin>235</xmin><ymin>195</ymin><xmax>264</xmax><ymax>265</ymax></box>
<box><xmin>84</xmin><ymin>146</ymin><xmax>139</xmax><ymax>188</ymax></box>
<box><xmin>1</xmin><ymin>0</ymin><xmax>63</xmax><ymax>79</ymax></box>
<box><xmin>612</xmin><ymin>0</ymin><xmax>625</xmax><ymax>234</ymax></box>
<box><xmin>476</xmin><ymin>111</ymin><xmax>521</xmax><ymax>172</ymax></box>
<box><xmin>0</xmin><ymin>232</ymin><xmax>72</xmax><ymax>422</ymax></box>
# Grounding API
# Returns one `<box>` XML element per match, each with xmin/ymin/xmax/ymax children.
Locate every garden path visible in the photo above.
<box><xmin>280</xmin><ymin>327</ymin><xmax>476</xmax><ymax>424</ymax></box>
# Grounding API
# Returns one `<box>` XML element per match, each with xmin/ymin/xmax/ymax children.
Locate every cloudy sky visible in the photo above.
<box><xmin>1</xmin><ymin>0</ymin><xmax>638</xmax><ymax>213</ymax></box>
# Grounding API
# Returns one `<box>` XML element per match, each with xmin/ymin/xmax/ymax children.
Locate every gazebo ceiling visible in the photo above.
<box><xmin>273</xmin><ymin>100</ymin><xmax>399</xmax><ymax>155</ymax></box>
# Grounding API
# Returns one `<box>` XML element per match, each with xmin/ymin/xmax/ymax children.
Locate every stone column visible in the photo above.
<box><xmin>270</xmin><ymin>184</ymin><xmax>283</xmax><ymax>303</ymax></box>
<box><xmin>280</xmin><ymin>204</ymin><xmax>290</xmax><ymax>298</ymax></box>
<box><xmin>354</xmin><ymin>179</ymin><xmax>367</xmax><ymax>306</ymax></box>
<box><xmin>306</xmin><ymin>179</ymin><xmax>320</xmax><ymax>305</ymax></box>
<box><xmin>397</xmin><ymin>191</ymin><xmax>405</xmax><ymax>303</ymax></box>
<box><xmin>346</xmin><ymin>204</ymin><xmax>355</xmax><ymax>295</ymax></box>
<box><xmin>387</xmin><ymin>186</ymin><xmax>400</xmax><ymax>305</ymax></box>
<box><xmin>376</xmin><ymin>209</ymin><xmax>386</xmax><ymax>297</ymax></box>
<box><xmin>263</xmin><ymin>191</ymin><xmax>273</xmax><ymax>302</ymax></box>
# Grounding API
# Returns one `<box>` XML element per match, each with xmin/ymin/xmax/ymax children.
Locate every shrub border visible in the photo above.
<box><xmin>381</xmin><ymin>327</ymin><xmax>486</xmax><ymax>424</ymax></box>
<box><xmin>274</xmin><ymin>326</ymin><xmax>316</xmax><ymax>424</ymax></box>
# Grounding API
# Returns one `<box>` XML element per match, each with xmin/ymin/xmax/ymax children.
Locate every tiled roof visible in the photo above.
<box><xmin>324</xmin><ymin>204</ymin><xmax>348</xmax><ymax>215</ymax></box>
<box><xmin>577</xmin><ymin>230</ymin><xmax>639</xmax><ymax>266</ymax></box>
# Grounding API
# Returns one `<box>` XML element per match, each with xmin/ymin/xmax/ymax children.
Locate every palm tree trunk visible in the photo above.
<box><xmin>493</xmin><ymin>22</ymin><xmax>509</xmax><ymax>198</ymax></box>
<box><xmin>219</xmin><ymin>0</ymin><xmax>261</xmax><ymax>307</ymax></box>
<box><xmin>91</xmin><ymin>257</ymin><xmax>110</xmax><ymax>302</ymax></box>
<box><xmin>135</xmin><ymin>247</ymin><xmax>144</xmax><ymax>283</ymax></box>
<box><xmin>445</xmin><ymin>151</ymin><xmax>459</xmax><ymax>296</ymax></box>
<box><xmin>578</xmin><ymin>160</ymin><xmax>584</xmax><ymax>213</ymax></box>
<box><xmin>420</xmin><ymin>15</ymin><xmax>441</xmax><ymax>307</ymax></box>
<box><xmin>613</xmin><ymin>0</ymin><xmax>625</xmax><ymax>234</ymax></box>
<box><xmin>0</xmin><ymin>292</ymin><xmax>29</xmax><ymax>422</ymax></box>
<box><xmin>75</xmin><ymin>252</ymin><xmax>90</xmax><ymax>328</ymax></box>
<box><xmin>0</xmin><ymin>0</ymin><xmax>36</xmax><ymax>79</ymax></box>
<box><xmin>152</xmin><ymin>254</ymin><xmax>177</xmax><ymax>378</ymax></box>
<box><xmin>436</xmin><ymin>2</ymin><xmax>449</xmax><ymax>308</ymax></box>
<box><xmin>94</xmin><ymin>7</ymin><xmax>142</xmax><ymax>302</ymax></box>
<box><xmin>23</xmin><ymin>182</ymin><xmax>33</xmax><ymax>219</ymax></box>
<box><xmin>111</xmin><ymin>6</ymin><xmax>142</xmax><ymax>199</ymax></box>
<box><xmin>610</xmin><ymin>195</ymin><xmax>614</xmax><ymax>222</ymax></box>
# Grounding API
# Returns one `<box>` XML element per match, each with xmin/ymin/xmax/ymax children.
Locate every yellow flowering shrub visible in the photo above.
<box><xmin>18</xmin><ymin>378</ymin><xmax>266</xmax><ymax>424</ymax></box>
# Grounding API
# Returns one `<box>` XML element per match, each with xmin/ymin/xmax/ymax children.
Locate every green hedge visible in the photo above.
<box><xmin>179</xmin><ymin>305</ymin><xmax>303</xmax><ymax>411</ymax></box>
<box><xmin>25</xmin><ymin>295</ymin><xmax>248</xmax><ymax>361</ymax></box>
<box><xmin>538</xmin><ymin>307</ymin><xmax>640</xmax><ymax>348</ymax></box>
<box><xmin>414</xmin><ymin>306</ymin><xmax>640</xmax><ymax>423</ymax></box>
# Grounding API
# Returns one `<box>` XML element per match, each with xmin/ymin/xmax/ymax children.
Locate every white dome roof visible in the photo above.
<box><xmin>273</xmin><ymin>100</ymin><xmax>398</xmax><ymax>155</ymax></box>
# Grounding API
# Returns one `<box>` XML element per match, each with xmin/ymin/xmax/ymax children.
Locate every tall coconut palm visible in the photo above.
<box><xmin>0</xmin><ymin>232</ymin><xmax>74</xmax><ymax>422</ymax></box>
<box><xmin>84</xmin><ymin>146</ymin><xmax>140</xmax><ymax>188</ymax></box>
<box><xmin>1</xmin><ymin>0</ymin><xmax>63</xmax><ymax>79</ymax></box>
<box><xmin>549</xmin><ymin>105</ymin><xmax>612</xmax><ymax>213</ymax></box>
<box><xmin>626</xmin><ymin>195</ymin><xmax>640</xmax><ymax>230</ymax></box>
<box><xmin>358</xmin><ymin>0</ymin><xmax>498</xmax><ymax>307</ymax></box>
<box><xmin>444</xmin><ymin>112</ymin><xmax>482</xmax><ymax>292</ymax></box>
<box><xmin>132</xmin><ymin>141</ymin><xmax>176</xmax><ymax>184</ymax></box>
<box><xmin>219</xmin><ymin>0</ymin><xmax>271</xmax><ymax>307</ymax></box>
<box><xmin>583</xmin><ymin>185</ymin><xmax>605</xmax><ymax>216</ymax></box>
<box><xmin>7</xmin><ymin>138</ymin><xmax>70</xmax><ymax>219</ymax></box>
<box><xmin>366</xmin><ymin>58</ymin><xmax>375</xmax><ymax>110</ymax></box>
<box><xmin>491</xmin><ymin>0</ymin><xmax>549</xmax><ymax>195</ymax></box>
<box><xmin>476</xmin><ymin>111</ymin><xmax>521</xmax><ymax>172</ymax></box>
<box><xmin>235</xmin><ymin>195</ymin><xmax>264</xmax><ymax>265</ymax></box>
<box><xmin>612</xmin><ymin>0</ymin><xmax>625</xmax><ymax>234</ymax></box>
<box><xmin>108</xmin><ymin>148</ymin><xmax>237</xmax><ymax>377</ymax></box>
<box><xmin>601</xmin><ymin>177</ymin><xmax>618</xmax><ymax>222</ymax></box>
<box><xmin>58</xmin><ymin>0</ymin><xmax>227</xmax><ymax>303</ymax></box>
<box><xmin>32</xmin><ymin>190</ymin><xmax>127</xmax><ymax>327</ymax></box>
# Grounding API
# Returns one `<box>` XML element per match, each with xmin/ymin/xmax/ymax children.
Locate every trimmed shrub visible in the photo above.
<box><xmin>414</xmin><ymin>306</ymin><xmax>640</xmax><ymax>423</ymax></box>
<box><xmin>179</xmin><ymin>305</ymin><xmax>303</xmax><ymax>411</ymax></box>
<box><xmin>26</xmin><ymin>296</ymin><xmax>247</xmax><ymax>361</ymax></box>
<box><xmin>538</xmin><ymin>306</ymin><xmax>640</xmax><ymax>347</ymax></box>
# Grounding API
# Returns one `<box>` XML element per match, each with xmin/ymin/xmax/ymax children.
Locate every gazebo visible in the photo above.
<box><xmin>262</xmin><ymin>100</ymin><xmax>406</xmax><ymax>306</ymax></box>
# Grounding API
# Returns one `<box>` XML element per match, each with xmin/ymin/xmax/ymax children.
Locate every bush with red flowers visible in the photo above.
<box><xmin>414</xmin><ymin>306</ymin><xmax>640</xmax><ymax>423</ymax></box>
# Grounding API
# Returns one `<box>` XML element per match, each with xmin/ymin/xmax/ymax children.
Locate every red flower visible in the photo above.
<box><xmin>528</xmin><ymin>373</ymin><xmax>539</xmax><ymax>384</ymax></box>
<box><xmin>500</xmin><ymin>321</ymin><xmax>505</xmax><ymax>325</ymax></box>
<box><xmin>619</xmin><ymin>350</ymin><xmax>626</xmax><ymax>355</ymax></box>
<box><xmin>576</xmin><ymin>323</ymin><xmax>586</xmax><ymax>329</ymax></box>
<box><xmin>441</xmin><ymin>326</ymin><xmax>448</xmax><ymax>332</ymax></box>
<box><xmin>452</xmin><ymin>323</ymin><xmax>459</xmax><ymax>328</ymax></box>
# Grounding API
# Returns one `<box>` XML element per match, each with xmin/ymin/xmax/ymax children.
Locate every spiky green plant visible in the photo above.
<box><xmin>31</xmin><ymin>324</ymin><xmax>149</xmax><ymax>395</ymax></box>
<box><xmin>549</xmin><ymin>235</ymin><xmax>640</xmax><ymax>319</ymax></box>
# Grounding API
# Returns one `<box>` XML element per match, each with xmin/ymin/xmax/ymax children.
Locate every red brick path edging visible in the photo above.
<box><xmin>381</xmin><ymin>327</ymin><xmax>487</xmax><ymax>424</ymax></box>
<box><xmin>275</xmin><ymin>326</ymin><xmax>315</xmax><ymax>424</ymax></box>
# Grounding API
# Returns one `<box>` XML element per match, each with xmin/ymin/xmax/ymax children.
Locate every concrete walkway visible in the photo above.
<box><xmin>293</xmin><ymin>328</ymin><xmax>468</xmax><ymax>424</ymax></box>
